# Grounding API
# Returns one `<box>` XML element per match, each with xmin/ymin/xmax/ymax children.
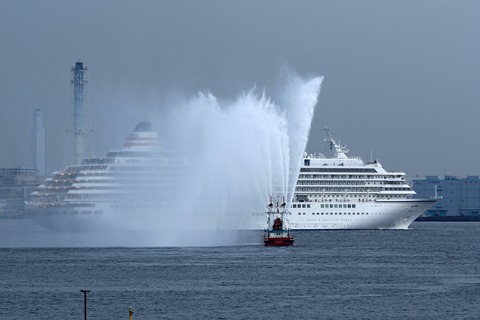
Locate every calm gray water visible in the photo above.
<box><xmin>1</xmin><ymin>220</ymin><xmax>480</xmax><ymax>319</ymax></box>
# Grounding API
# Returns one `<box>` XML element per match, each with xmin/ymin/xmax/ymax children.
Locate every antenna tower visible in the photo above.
<box><xmin>70</xmin><ymin>61</ymin><xmax>94</xmax><ymax>165</ymax></box>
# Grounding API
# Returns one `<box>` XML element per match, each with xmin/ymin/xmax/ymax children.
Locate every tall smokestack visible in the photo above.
<box><xmin>32</xmin><ymin>109</ymin><xmax>46</xmax><ymax>176</ymax></box>
<box><xmin>71</xmin><ymin>61</ymin><xmax>88</xmax><ymax>164</ymax></box>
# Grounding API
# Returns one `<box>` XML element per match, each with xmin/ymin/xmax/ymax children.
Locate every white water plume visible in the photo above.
<box><xmin>31</xmin><ymin>74</ymin><xmax>323</xmax><ymax>247</ymax></box>
<box><xmin>283</xmin><ymin>75</ymin><xmax>324</xmax><ymax>204</ymax></box>
<box><xmin>146</xmin><ymin>75</ymin><xmax>324</xmax><ymax>242</ymax></box>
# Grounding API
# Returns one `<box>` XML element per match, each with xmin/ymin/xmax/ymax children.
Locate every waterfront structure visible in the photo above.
<box><xmin>413</xmin><ymin>175</ymin><xmax>480</xmax><ymax>219</ymax></box>
<box><xmin>0</xmin><ymin>168</ymin><xmax>38</xmax><ymax>217</ymax></box>
<box><xmin>287</xmin><ymin>129</ymin><xmax>435</xmax><ymax>229</ymax></box>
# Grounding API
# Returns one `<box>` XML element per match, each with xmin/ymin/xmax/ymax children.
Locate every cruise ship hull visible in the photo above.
<box><xmin>30</xmin><ymin>199</ymin><xmax>434</xmax><ymax>231</ymax></box>
<box><xmin>287</xmin><ymin>199</ymin><xmax>435</xmax><ymax>230</ymax></box>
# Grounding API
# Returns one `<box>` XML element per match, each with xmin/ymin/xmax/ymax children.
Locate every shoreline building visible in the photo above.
<box><xmin>0</xmin><ymin>168</ymin><xmax>39</xmax><ymax>217</ymax></box>
<box><xmin>413</xmin><ymin>175</ymin><xmax>480</xmax><ymax>219</ymax></box>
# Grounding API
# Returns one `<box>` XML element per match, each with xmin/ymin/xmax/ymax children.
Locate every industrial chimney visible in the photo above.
<box><xmin>32</xmin><ymin>109</ymin><xmax>46</xmax><ymax>176</ymax></box>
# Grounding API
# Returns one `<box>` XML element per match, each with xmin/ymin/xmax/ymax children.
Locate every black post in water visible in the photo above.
<box><xmin>80</xmin><ymin>289</ymin><xmax>91</xmax><ymax>320</ymax></box>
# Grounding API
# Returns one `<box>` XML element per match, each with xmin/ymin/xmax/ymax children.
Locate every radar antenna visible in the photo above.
<box><xmin>323</xmin><ymin>127</ymin><xmax>348</xmax><ymax>159</ymax></box>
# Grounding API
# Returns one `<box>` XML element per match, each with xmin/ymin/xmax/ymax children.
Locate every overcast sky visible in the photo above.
<box><xmin>1</xmin><ymin>1</ymin><xmax>479</xmax><ymax>178</ymax></box>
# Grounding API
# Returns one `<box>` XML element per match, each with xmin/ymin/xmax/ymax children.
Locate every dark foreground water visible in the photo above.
<box><xmin>1</xmin><ymin>221</ymin><xmax>480</xmax><ymax>319</ymax></box>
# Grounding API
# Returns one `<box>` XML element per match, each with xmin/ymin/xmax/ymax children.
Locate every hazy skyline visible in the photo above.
<box><xmin>1</xmin><ymin>1</ymin><xmax>479</xmax><ymax>178</ymax></box>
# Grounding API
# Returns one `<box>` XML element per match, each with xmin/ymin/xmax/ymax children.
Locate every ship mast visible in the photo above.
<box><xmin>324</xmin><ymin>127</ymin><xmax>348</xmax><ymax>159</ymax></box>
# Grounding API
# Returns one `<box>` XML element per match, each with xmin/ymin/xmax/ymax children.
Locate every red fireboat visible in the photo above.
<box><xmin>264</xmin><ymin>196</ymin><xmax>294</xmax><ymax>246</ymax></box>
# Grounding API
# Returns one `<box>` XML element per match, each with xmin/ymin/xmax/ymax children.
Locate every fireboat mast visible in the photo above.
<box><xmin>264</xmin><ymin>195</ymin><xmax>294</xmax><ymax>246</ymax></box>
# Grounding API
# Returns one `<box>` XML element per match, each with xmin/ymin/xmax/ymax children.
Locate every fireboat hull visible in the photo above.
<box><xmin>264</xmin><ymin>236</ymin><xmax>294</xmax><ymax>246</ymax></box>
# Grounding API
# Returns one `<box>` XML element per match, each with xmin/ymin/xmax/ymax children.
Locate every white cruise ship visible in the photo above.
<box><xmin>286</xmin><ymin>129</ymin><xmax>435</xmax><ymax>229</ymax></box>
<box><xmin>28</xmin><ymin>121</ymin><xmax>186</xmax><ymax>231</ymax></box>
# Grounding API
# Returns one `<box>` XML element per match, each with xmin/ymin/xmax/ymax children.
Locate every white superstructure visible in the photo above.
<box><xmin>28</xmin><ymin>121</ymin><xmax>185</xmax><ymax>231</ymax></box>
<box><xmin>287</xmin><ymin>129</ymin><xmax>435</xmax><ymax>229</ymax></box>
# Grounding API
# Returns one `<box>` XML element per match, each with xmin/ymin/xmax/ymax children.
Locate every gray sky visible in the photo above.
<box><xmin>1</xmin><ymin>0</ymin><xmax>479</xmax><ymax>178</ymax></box>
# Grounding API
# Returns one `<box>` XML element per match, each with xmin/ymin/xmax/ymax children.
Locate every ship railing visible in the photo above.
<box><xmin>298</xmin><ymin>198</ymin><xmax>381</xmax><ymax>204</ymax></box>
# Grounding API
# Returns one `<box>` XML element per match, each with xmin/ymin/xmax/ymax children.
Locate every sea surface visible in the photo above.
<box><xmin>1</xmin><ymin>220</ymin><xmax>480</xmax><ymax>319</ymax></box>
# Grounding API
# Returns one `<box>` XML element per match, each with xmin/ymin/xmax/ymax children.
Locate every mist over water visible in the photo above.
<box><xmin>22</xmin><ymin>75</ymin><xmax>323</xmax><ymax>247</ymax></box>
<box><xmin>139</xmin><ymin>75</ymin><xmax>324</xmax><ymax>245</ymax></box>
